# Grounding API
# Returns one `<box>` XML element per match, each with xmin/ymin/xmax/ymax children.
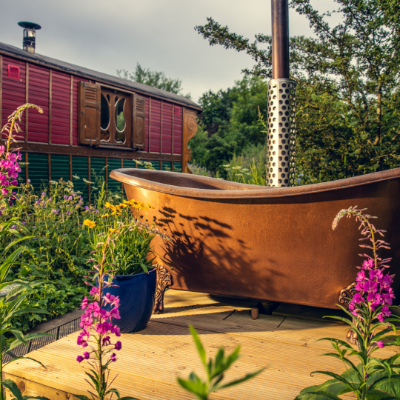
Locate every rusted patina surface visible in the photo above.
<box><xmin>110</xmin><ymin>168</ymin><xmax>400</xmax><ymax>309</ymax></box>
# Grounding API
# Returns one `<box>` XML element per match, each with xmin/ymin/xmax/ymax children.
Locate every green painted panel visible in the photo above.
<box><xmin>51</xmin><ymin>155</ymin><xmax>70</xmax><ymax>183</ymax></box>
<box><xmin>107</xmin><ymin>158</ymin><xmax>122</xmax><ymax>194</ymax></box>
<box><xmin>90</xmin><ymin>157</ymin><xmax>106</xmax><ymax>202</ymax></box>
<box><xmin>173</xmin><ymin>162</ymin><xmax>182</xmax><ymax>173</ymax></box>
<box><xmin>18</xmin><ymin>153</ymin><xmax>26</xmax><ymax>184</ymax></box>
<box><xmin>28</xmin><ymin>153</ymin><xmax>49</xmax><ymax>192</ymax></box>
<box><xmin>72</xmin><ymin>156</ymin><xmax>89</xmax><ymax>203</ymax></box>
<box><xmin>123</xmin><ymin>159</ymin><xmax>136</xmax><ymax>169</ymax></box>
<box><xmin>162</xmin><ymin>161</ymin><xmax>171</xmax><ymax>171</ymax></box>
<box><xmin>150</xmin><ymin>161</ymin><xmax>160</xmax><ymax>170</ymax></box>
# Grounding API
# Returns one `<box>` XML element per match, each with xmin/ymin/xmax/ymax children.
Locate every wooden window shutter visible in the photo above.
<box><xmin>78</xmin><ymin>81</ymin><xmax>101</xmax><ymax>146</ymax></box>
<box><xmin>133</xmin><ymin>94</ymin><xmax>146</xmax><ymax>150</ymax></box>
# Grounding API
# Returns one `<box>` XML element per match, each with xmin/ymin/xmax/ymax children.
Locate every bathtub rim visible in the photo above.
<box><xmin>110</xmin><ymin>167</ymin><xmax>400</xmax><ymax>200</ymax></box>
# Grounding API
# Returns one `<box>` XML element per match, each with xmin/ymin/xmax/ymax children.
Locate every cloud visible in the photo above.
<box><xmin>1</xmin><ymin>0</ymin><xmax>341</xmax><ymax>102</ymax></box>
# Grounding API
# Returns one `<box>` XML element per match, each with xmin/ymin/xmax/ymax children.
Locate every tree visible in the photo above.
<box><xmin>117</xmin><ymin>63</ymin><xmax>191</xmax><ymax>99</ymax></box>
<box><xmin>190</xmin><ymin>76</ymin><xmax>269</xmax><ymax>177</ymax></box>
<box><xmin>195</xmin><ymin>0</ymin><xmax>400</xmax><ymax>182</ymax></box>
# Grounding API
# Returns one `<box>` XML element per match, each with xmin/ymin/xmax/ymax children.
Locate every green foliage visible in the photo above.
<box><xmin>117</xmin><ymin>63</ymin><xmax>191</xmax><ymax>99</ymax></box>
<box><xmin>2</xmin><ymin>379</ymin><xmax>49</xmax><ymax>400</ymax></box>
<box><xmin>189</xmin><ymin>76</ymin><xmax>269</xmax><ymax>177</ymax></box>
<box><xmin>0</xmin><ymin>221</ymin><xmax>51</xmax><ymax>400</ymax></box>
<box><xmin>177</xmin><ymin>325</ymin><xmax>263</xmax><ymax>400</ymax></box>
<box><xmin>195</xmin><ymin>0</ymin><xmax>400</xmax><ymax>182</ymax></box>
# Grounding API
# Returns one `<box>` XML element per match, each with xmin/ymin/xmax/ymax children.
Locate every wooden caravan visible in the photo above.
<box><xmin>0</xmin><ymin>41</ymin><xmax>201</xmax><ymax>201</ymax></box>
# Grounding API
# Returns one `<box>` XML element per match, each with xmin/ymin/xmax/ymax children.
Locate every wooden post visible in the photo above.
<box><xmin>160</xmin><ymin>101</ymin><xmax>163</xmax><ymax>154</ymax></box>
<box><xmin>49</xmin><ymin>70</ymin><xmax>52</xmax><ymax>144</ymax></box>
<box><xmin>171</xmin><ymin>104</ymin><xmax>174</xmax><ymax>155</ymax></box>
<box><xmin>148</xmin><ymin>98</ymin><xmax>151</xmax><ymax>152</ymax></box>
<box><xmin>25</xmin><ymin>63</ymin><xmax>29</xmax><ymax>142</ymax></box>
<box><xmin>70</xmin><ymin>76</ymin><xmax>73</xmax><ymax>146</ymax></box>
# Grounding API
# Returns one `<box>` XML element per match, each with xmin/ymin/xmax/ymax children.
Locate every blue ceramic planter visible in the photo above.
<box><xmin>103</xmin><ymin>268</ymin><xmax>156</xmax><ymax>333</ymax></box>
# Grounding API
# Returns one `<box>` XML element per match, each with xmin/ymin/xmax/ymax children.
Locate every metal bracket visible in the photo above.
<box><xmin>338</xmin><ymin>282</ymin><xmax>357</xmax><ymax>308</ymax></box>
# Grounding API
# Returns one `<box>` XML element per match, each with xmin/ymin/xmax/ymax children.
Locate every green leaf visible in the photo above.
<box><xmin>189</xmin><ymin>325</ymin><xmax>207</xmax><ymax>369</ymax></box>
<box><xmin>140</xmin><ymin>263</ymin><xmax>148</xmax><ymax>274</ymax></box>
<box><xmin>217</xmin><ymin>368</ymin><xmax>264</xmax><ymax>390</ymax></box>
<box><xmin>2</xmin><ymin>380</ymin><xmax>24</xmax><ymax>400</ymax></box>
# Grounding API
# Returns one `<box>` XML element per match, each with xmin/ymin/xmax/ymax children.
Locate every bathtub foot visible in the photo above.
<box><xmin>251</xmin><ymin>307</ymin><xmax>259</xmax><ymax>320</ymax></box>
<box><xmin>154</xmin><ymin>263</ymin><xmax>172</xmax><ymax>314</ymax></box>
<box><xmin>346</xmin><ymin>329</ymin><xmax>358</xmax><ymax>345</ymax></box>
<box><xmin>338</xmin><ymin>282</ymin><xmax>357</xmax><ymax>308</ymax></box>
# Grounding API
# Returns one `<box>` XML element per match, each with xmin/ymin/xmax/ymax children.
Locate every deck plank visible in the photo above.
<box><xmin>4</xmin><ymin>290</ymin><xmax>378</xmax><ymax>399</ymax></box>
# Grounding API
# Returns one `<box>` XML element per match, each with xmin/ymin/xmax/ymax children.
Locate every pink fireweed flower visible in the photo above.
<box><xmin>376</xmin><ymin>341</ymin><xmax>385</xmax><ymax>349</ymax></box>
<box><xmin>77</xmin><ymin>355</ymin><xmax>84</xmax><ymax>363</ymax></box>
<box><xmin>102</xmin><ymin>336</ymin><xmax>111</xmax><ymax>346</ymax></box>
<box><xmin>362</xmin><ymin>258</ymin><xmax>374</xmax><ymax>270</ymax></box>
<box><xmin>83</xmin><ymin>352</ymin><xmax>90</xmax><ymax>359</ymax></box>
<box><xmin>110</xmin><ymin>353</ymin><xmax>117</xmax><ymax>362</ymax></box>
<box><xmin>81</xmin><ymin>296</ymin><xmax>89</xmax><ymax>309</ymax></box>
<box><xmin>115</xmin><ymin>341</ymin><xmax>122</xmax><ymax>351</ymax></box>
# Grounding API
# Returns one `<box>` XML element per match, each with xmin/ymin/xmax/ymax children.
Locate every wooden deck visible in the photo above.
<box><xmin>4</xmin><ymin>290</ymin><xmax>397</xmax><ymax>399</ymax></box>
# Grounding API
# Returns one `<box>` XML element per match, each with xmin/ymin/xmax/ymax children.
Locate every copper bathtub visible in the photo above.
<box><xmin>110</xmin><ymin>168</ymin><xmax>400</xmax><ymax>309</ymax></box>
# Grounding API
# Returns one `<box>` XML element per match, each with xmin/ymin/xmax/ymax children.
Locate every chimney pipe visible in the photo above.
<box><xmin>18</xmin><ymin>22</ymin><xmax>41</xmax><ymax>54</ymax></box>
<box><xmin>267</xmin><ymin>0</ymin><xmax>297</xmax><ymax>187</ymax></box>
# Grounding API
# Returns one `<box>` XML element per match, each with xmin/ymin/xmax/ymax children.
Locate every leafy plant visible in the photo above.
<box><xmin>177</xmin><ymin>325</ymin><xmax>263</xmax><ymax>400</ymax></box>
<box><xmin>296</xmin><ymin>206</ymin><xmax>400</xmax><ymax>400</ymax></box>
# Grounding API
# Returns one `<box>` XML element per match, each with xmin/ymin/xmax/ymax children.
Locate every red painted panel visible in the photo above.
<box><xmin>28</xmin><ymin>64</ymin><xmax>49</xmax><ymax>143</ymax></box>
<box><xmin>72</xmin><ymin>76</ymin><xmax>88</xmax><ymax>145</ymax></box>
<box><xmin>162</xmin><ymin>103</ymin><xmax>173</xmax><ymax>154</ymax></box>
<box><xmin>144</xmin><ymin>97</ymin><xmax>149</xmax><ymax>152</ymax></box>
<box><xmin>173</xmin><ymin>105</ymin><xmax>182</xmax><ymax>154</ymax></box>
<box><xmin>2</xmin><ymin>57</ymin><xmax>26</xmax><ymax>133</ymax></box>
<box><xmin>150</xmin><ymin>99</ymin><xmax>161</xmax><ymax>153</ymax></box>
<box><xmin>51</xmin><ymin>71</ymin><xmax>70</xmax><ymax>145</ymax></box>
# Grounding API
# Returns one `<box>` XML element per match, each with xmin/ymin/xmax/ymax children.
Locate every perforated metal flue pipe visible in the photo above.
<box><xmin>267</xmin><ymin>0</ymin><xmax>297</xmax><ymax>187</ymax></box>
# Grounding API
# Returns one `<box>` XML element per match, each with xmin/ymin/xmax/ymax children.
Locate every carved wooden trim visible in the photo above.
<box><xmin>153</xmin><ymin>263</ymin><xmax>172</xmax><ymax>314</ymax></box>
<box><xmin>25</xmin><ymin>63</ymin><xmax>29</xmax><ymax>142</ymax></box>
<box><xmin>182</xmin><ymin>108</ymin><xmax>198</xmax><ymax>173</ymax></box>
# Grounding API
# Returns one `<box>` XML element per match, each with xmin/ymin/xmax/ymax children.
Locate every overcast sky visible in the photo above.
<box><xmin>1</xmin><ymin>0</ymin><xmax>340</xmax><ymax>103</ymax></box>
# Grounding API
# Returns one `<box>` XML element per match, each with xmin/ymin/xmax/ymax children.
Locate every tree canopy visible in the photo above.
<box><xmin>194</xmin><ymin>0</ymin><xmax>400</xmax><ymax>182</ymax></box>
<box><xmin>117</xmin><ymin>63</ymin><xmax>191</xmax><ymax>99</ymax></box>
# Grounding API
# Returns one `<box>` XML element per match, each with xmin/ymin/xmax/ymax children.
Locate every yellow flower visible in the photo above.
<box><xmin>109</xmin><ymin>228</ymin><xmax>119</xmax><ymax>234</ymax></box>
<box><xmin>147</xmin><ymin>202</ymin><xmax>153</xmax><ymax>209</ymax></box>
<box><xmin>101</xmin><ymin>214</ymin><xmax>109</xmax><ymax>218</ymax></box>
<box><xmin>104</xmin><ymin>202</ymin><xmax>113</xmax><ymax>209</ymax></box>
<box><xmin>83</xmin><ymin>219</ymin><xmax>96</xmax><ymax>228</ymax></box>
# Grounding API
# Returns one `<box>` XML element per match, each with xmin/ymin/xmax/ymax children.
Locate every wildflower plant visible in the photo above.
<box><xmin>75</xmin><ymin>231</ymin><xmax>136</xmax><ymax>400</ymax></box>
<box><xmin>0</xmin><ymin>104</ymin><xmax>42</xmax><ymax>209</ymax></box>
<box><xmin>297</xmin><ymin>206</ymin><xmax>400</xmax><ymax>400</ymax></box>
